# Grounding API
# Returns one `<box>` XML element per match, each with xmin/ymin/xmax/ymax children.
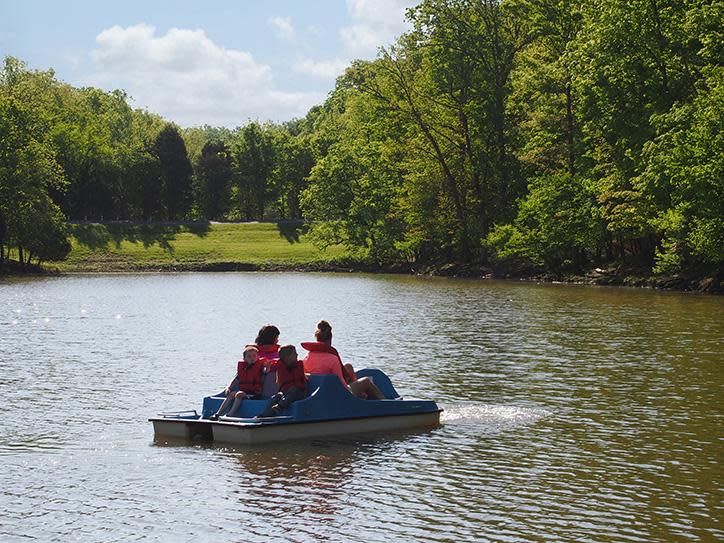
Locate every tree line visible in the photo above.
<box><xmin>0</xmin><ymin>56</ymin><xmax>315</xmax><ymax>265</ymax></box>
<box><xmin>303</xmin><ymin>0</ymin><xmax>722</xmax><ymax>277</ymax></box>
<box><xmin>1</xmin><ymin>0</ymin><xmax>722</xmax><ymax>277</ymax></box>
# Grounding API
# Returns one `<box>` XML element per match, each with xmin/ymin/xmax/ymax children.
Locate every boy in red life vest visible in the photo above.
<box><xmin>209</xmin><ymin>345</ymin><xmax>263</xmax><ymax>420</ymax></box>
<box><xmin>256</xmin><ymin>344</ymin><xmax>307</xmax><ymax>418</ymax></box>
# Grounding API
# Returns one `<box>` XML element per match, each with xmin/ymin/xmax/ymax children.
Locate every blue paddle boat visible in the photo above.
<box><xmin>150</xmin><ymin>369</ymin><xmax>442</xmax><ymax>445</ymax></box>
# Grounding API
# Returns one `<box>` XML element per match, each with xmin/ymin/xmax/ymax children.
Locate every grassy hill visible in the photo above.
<box><xmin>50</xmin><ymin>222</ymin><xmax>351</xmax><ymax>272</ymax></box>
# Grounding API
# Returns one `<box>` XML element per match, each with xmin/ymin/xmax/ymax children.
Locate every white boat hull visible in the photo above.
<box><xmin>152</xmin><ymin>411</ymin><xmax>441</xmax><ymax>445</ymax></box>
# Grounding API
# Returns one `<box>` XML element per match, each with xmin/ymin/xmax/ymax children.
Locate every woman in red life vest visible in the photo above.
<box><xmin>301</xmin><ymin>320</ymin><xmax>385</xmax><ymax>400</ymax></box>
<box><xmin>209</xmin><ymin>345</ymin><xmax>263</xmax><ymax>420</ymax></box>
<box><xmin>257</xmin><ymin>344</ymin><xmax>307</xmax><ymax>418</ymax></box>
<box><xmin>255</xmin><ymin>324</ymin><xmax>281</xmax><ymax>371</ymax></box>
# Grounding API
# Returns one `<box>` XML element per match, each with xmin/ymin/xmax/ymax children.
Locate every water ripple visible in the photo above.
<box><xmin>1</xmin><ymin>274</ymin><xmax>722</xmax><ymax>542</ymax></box>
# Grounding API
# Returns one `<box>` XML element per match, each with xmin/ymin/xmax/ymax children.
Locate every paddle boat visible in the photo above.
<box><xmin>150</xmin><ymin>368</ymin><xmax>442</xmax><ymax>445</ymax></box>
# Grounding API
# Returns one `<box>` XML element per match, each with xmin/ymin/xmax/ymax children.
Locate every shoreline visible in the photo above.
<box><xmin>3</xmin><ymin>222</ymin><xmax>717</xmax><ymax>293</ymax></box>
<box><xmin>2</xmin><ymin>259</ymin><xmax>720</xmax><ymax>294</ymax></box>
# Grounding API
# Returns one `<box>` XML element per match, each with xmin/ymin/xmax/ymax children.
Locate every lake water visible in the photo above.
<box><xmin>0</xmin><ymin>273</ymin><xmax>722</xmax><ymax>542</ymax></box>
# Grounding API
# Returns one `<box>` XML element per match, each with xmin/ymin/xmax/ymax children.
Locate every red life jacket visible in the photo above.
<box><xmin>300</xmin><ymin>341</ymin><xmax>341</xmax><ymax>358</ymax></box>
<box><xmin>236</xmin><ymin>360</ymin><xmax>263</xmax><ymax>395</ymax></box>
<box><xmin>257</xmin><ymin>343</ymin><xmax>280</xmax><ymax>370</ymax></box>
<box><xmin>277</xmin><ymin>361</ymin><xmax>307</xmax><ymax>394</ymax></box>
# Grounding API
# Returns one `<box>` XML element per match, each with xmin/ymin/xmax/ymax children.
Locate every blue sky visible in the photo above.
<box><xmin>1</xmin><ymin>0</ymin><xmax>416</xmax><ymax>126</ymax></box>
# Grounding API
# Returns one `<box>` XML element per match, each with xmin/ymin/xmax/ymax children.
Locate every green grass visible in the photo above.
<box><xmin>50</xmin><ymin>222</ymin><xmax>350</xmax><ymax>272</ymax></box>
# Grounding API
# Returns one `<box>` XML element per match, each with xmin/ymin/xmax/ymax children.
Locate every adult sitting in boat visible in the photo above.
<box><xmin>255</xmin><ymin>324</ymin><xmax>281</xmax><ymax>371</ymax></box>
<box><xmin>256</xmin><ymin>324</ymin><xmax>282</xmax><ymax>398</ymax></box>
<box><xmin>256</xmin><ymin>344</ymin><xmax>307</xmax><ymax>418</ymax></box>
<box><xmin>302</xmin><ymin>320</ymin><xmax>385</xmax><ymax>400</ymax></box>
<box><xmin>209</xmin><ymin>345</ymin><xmax>263</xmax><ymax>420</ymax></box>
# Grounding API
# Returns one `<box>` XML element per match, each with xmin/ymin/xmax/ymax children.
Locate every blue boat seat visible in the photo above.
<box><xmin>201</xmin><ymin>369</ymin><xmax>431</xmax><ymax>423</ymax></box>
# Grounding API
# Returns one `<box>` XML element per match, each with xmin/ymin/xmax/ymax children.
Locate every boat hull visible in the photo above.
<box><xmin>150</xmin><ymin>410</ymin><xmax>441</xmax><ymax>445</ymax></box>
<box><xmin>151</xmin><ymin>418</ymin><xmax>213</xmax><ymax>441</ymax></box>
<box><xmin>212</xmin><ymin>410</ymin><xmax>441</xmax><ymax>445</ymax></box>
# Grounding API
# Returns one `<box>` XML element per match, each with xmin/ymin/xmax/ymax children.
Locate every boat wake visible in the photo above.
<box><xmin>441</xmin><ymin>403</ymin><xmax>551</xmax><ymax>426</ymax></box>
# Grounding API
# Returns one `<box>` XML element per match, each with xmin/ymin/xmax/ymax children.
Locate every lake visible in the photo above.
<box><xmin>1</xmin><ymin>273</ymin><xmax>722</xmax><ymax>542</ymax></box>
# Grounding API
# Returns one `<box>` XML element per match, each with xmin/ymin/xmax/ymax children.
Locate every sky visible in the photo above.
<box><xmin>0</xmin><ymin>0</ymin><xmax>417</xmax><ymax>127</ymax></box>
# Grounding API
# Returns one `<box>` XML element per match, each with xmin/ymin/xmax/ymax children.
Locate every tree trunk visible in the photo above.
<box><xmin>18</xmin><ymin>246</ymin><xmax>24</xmax><ymax>265</ymax></box>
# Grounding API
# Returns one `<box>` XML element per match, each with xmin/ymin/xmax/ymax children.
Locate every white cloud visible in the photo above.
<box><xmin>88</xmin><ymin>23</ymin><xmax>323</xmax><ymax>127</ymax></box>
<box><xmin>292</xmin><ymin>0</ymin><xmax>416</xmax><ymax>81</ymax></box>
<box><xmin>268</xmin><ymin>16</ymin><xmax>295</xmax><ymax>41</ymax></box>
<box><xmin>294</xmin><ymin>57</ymin><xmax>350</xmax><ymax>79</ymax></box>
<box><xmin>341</xmin><ymin>0</ymin><xmax>416</xmax><ymax>57</ymax></box>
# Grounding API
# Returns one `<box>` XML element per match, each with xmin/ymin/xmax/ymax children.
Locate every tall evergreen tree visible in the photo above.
<box><xmin>194</xmin><ymin>140</ymin><xmax>232</xmax><ymax>220</ymax></box>
<box><xmin>153</xmin><ymin>123</ymin><xmax>193</xmax><ymax>220</ymax></box>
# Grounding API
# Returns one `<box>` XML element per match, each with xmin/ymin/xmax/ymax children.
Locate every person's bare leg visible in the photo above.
<box><xmin>227</xmin><ymin>391</ymin><xmax>247</xmax><ymax>416</ymax></box>
<box><xmin>350</xmin><ymin>377</ymin><xmax>385</xmax><ymax>400</ymax></box>
<box><xmin>212</xmin><ymin>391</ymin><xmax>234</xmax><ymax>418</ymax></box>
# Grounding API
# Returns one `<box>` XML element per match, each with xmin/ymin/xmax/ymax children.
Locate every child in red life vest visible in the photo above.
<box><xmin>256</xmin><ymin>344</ymin><xmax>307</xmax><ymax>418</ymax></box>
<box><xmin>209</xmin><ymin>345</ymin><xmax>263</xmax><ymax>420</ymax></box>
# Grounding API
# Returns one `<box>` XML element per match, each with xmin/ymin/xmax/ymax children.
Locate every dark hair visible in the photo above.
<box><xmin>314</xmin><ymin>320</ymin><xmax>333</xmax><ymax>343</ymax></box>
<box><xmin>255</xmin><ymin>324</ymin><xmax>280</xmax><ymax>346</ymax></box>
<box><xmin>278</xmin><ymin>344</ymin><xmax>296</xmax><ymax>361</ymax></box>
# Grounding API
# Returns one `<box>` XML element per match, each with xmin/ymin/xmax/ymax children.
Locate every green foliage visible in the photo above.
<box><xmin>270</xmin><ymin>129</ymin><xmax>315</xmax><ymax>220</ymax></box>
<box><xmin>194</xmin><ymin>140</ymin><xmax>232</xmax><ymax>220</ymax></box>
<box><xmin>230</xmin><ymin>122</ymin><xmax>275</xmax><ymax>220</ymax></box>
<box><xmin>0</xmin><ymin>59</ymin><xmax>70</xmax><ymax>265</ymax></box>
<box><xmin>642</xmin><ymin>65</ymin><xmax>724</xmax><ymax>273</ymax></box>
<box><xmin>300</xmin><ymin>83</ymin><xmax>408</xmax><ymax>263</ymax></box>
<box><xmin>486</xmin><ymin>173</ymin><xmax>599</xmax><ymax>270</ymax></box>
<box><xmin>153</xmin><ymin>124</ymin><xmax>193</xmax><ymax>219</ymax></box>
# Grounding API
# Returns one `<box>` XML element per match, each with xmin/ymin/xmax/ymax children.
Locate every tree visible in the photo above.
<box><xmin>640</xmin><ymin>66</ymin><xmax>724</xmax><ymax>273</ymax></box>
<box><xmin>342</xmin><ymin>0</ymin><xmax>534</xmax><ymax>258</ymax></box>
<box><xmin>0</xmin><ymin>58</ymin><xmax>70</xmax><ymax>265</ymax></box>
<box><xmin>486</xmin><ymin>173</ymin><xmax>599</xmax><ymax>271</ymax></box>
<box><xmin>269</xmin><ymin>128</ymin><xmax>315</xmax><ymax>219</ymax></box>
<box><xmin>0</xmin><ymin>211</ymin><xmax>5</xmax><ymax>263</ymax></box>
<box><xmin>231</xmin><ymin>122</ymin><xmax>275</xmax><ymax>220</ymax></box>
<box><xmin>301</xmin><ymin>82</ymin><xmax>410</xmax><ymax>263</ymax></box>
<box><xmin>194</xmin><ymin>140</ymin><xmax>232</xmax><ymax>220</ymax></box>
<box><xmin>514</xmin><ymin>0</ymin><xmax>584</xmax><ymax>177</ymax></box>
<box><xmin>153</xmin><ymin>123</ymin><xmax>193</xmax><ymax>219</ymax></box>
